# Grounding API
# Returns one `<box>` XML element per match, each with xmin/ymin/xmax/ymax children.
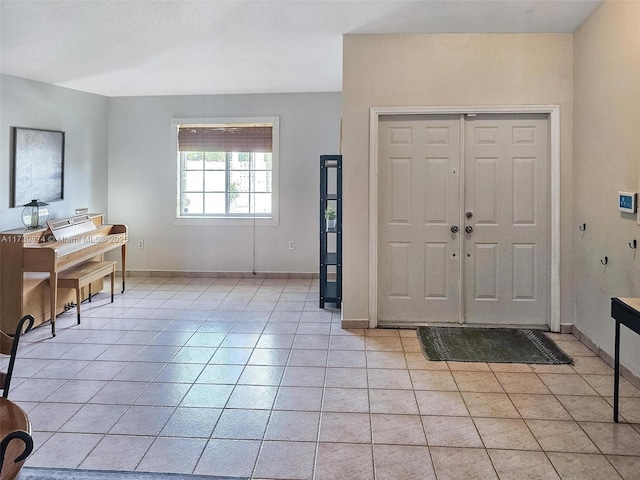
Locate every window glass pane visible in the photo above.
<box><xmin>204</xmin><ymin>193</ymin><xmax>226</xmax><ymax>214</ymax></box>
<box><xmin>184</xmin><ymin>171</ymin><xmax>204</xmax><ymax>191</ymax></box>
<box><xmin>253</xmin><ymin>153</ymin><xmax>271</xmax><ymax>170</ymax></box>
<box><xmin>177</xmin><ymin>120</ymin><xmax>276</xmax><ymax>219</ymax></box>
<box><xmin>204</xmin><ymin>171</ymin><xmax>225</xmax><ymax>192</ymax></box>
<box><xmin>252</xmin><ymin>193</ymin><xmax>272</xmax><ymax>214</ymax></box>
<box><xmin>181</xmin><ymin>192</ymin><xmax>203</xmax><ymax>215</ymax></box>
<box><xmin>253</xmin><ymin>171</ymin><xmax>272</xmax><ymax>193</ymax></box>
<box><xmin>229</xmin><ymin>193</ymin><xmax>250</xmax><ymax>214</ymax></box>
<box><xmin>205</xmin><ymin>152</ymin><xmax>226</xmax><ymax>169</ymax></box>
<box><xmin>229</xmin><ymin>171</ymin><xmax>250</xmax><ymax>192</ymax></box>
<box><xmin>184</xmin><ymin>152</ymin><xmax>204</xmax><ymax>170</ymax></box>
<box><xmin>229</xmin><ymin>152</ymin><xmax>251</xmax><ymax>170</ymax></box>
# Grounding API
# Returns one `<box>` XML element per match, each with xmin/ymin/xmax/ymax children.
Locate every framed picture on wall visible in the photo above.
<box><xmin>11</xmin><ymin>127</ymin><xmax>65</xmax><ymax>207</ymax></box>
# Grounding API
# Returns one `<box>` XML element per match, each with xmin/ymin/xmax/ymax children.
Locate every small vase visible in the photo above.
<box><xmin>326</xmin><ymin>219</ymin><xmax>336</xmax><ymax>230</ymax></box>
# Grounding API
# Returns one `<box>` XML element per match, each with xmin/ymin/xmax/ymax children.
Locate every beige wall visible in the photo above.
<box><xmin>574</xmin><ymin>1</ymin><xmax>640</xmax><ymax>375</ymax></box>
<box><xmin>342</xmin><ymin>34</ymin><xmax>574</xmax><ymax>325</ymax></box>
<box><xmin>107</xmin><ymin>93</ymin><xmax>341</xmax><ymax>275</ymax></box>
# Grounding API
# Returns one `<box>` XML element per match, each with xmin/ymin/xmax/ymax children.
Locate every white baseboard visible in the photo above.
<box><xmin>341</xmin><ymin>319</ymin><xmax>369</xmax><ymax>329</ymax></box>
<box><xmin>126</xmin><ymin>270</ymin><xmax>319</xmax><ymax>279</ymax></box>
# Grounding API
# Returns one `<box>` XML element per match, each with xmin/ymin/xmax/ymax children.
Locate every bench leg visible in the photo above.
<box><xmin>50</xmin><ymin>271</ymin><xmax>57</xmax><ymax>337</ymax></box>
<box><xmin>76</xmin><ymin>286</ymin><xmax>82</xmax><ymax>325</ymax></box>
<box><xmin>110</xmin><ymin>271</ymin><xmax>115</xmax><ymax>303</ymax></box>
<box><xmin>121</xmin><ymin>244</ymin><xmax>127</xmax><ymax>293</ymax></box>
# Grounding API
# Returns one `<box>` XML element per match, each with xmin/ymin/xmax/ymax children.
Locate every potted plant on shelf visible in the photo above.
<box><xmin>325</xmin><ymin>205</ymin><xmax>337</xmax><ymax>230</ymax></box>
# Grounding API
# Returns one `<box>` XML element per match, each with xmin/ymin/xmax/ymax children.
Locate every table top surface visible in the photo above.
<box><xmin>615</xmin><ymin>297</ymin><xmax>640</xmax><ymax>313</ymax></box>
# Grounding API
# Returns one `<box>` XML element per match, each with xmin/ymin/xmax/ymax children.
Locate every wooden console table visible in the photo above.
<box><xmin>610</xmin><ymin>297</ymin><xmax>640</xmax><ymax>423</ymax></box>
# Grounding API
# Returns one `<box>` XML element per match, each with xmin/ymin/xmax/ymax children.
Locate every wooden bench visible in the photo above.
<box><xmin>57</xmin><ymin>261</ymin><xmax>117</xmax><ymax>324</ymax></box>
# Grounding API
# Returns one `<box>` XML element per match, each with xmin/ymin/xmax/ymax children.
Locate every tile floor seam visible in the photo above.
<box><xmin>538</xmin><ymin>449</ymin><xmax>564</xmax><ymax>479</ymax></box>
<box><xmin>484</xmin><ymin>447</ymin><xmax>524</xmax><ymax>480</ymax></box>
<box><xmin>74</xmin><ymin>431</ymin><xmax>107</xmax><ymax>469</ymax></box>
<box><xmin>519</xmin><ymin>408</ymin><xmax>548</xmax><ymax>454</ymax></box>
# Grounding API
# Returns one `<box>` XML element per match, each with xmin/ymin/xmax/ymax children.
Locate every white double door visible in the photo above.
<box><xmin>378</xmin><ymin>113</ymin><xmax>549</xmax><ymax>327</ymax></box>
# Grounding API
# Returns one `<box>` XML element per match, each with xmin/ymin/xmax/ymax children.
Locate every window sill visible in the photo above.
<box><xmin>172</xmin><ymin>216</ymin><xmax>278</xmax><ymax>227</ymax></box>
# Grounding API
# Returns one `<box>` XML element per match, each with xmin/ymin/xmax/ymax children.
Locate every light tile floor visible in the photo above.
<box><xmin>5</xmin><ymin>276</ymin><xmax>640</xmax><ymax>479</ymax></box>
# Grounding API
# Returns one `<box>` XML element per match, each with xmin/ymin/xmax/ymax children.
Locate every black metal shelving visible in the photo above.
<box><xmin>319</xmin><ymin>155</ymin><xmax>342</xmax><ymax>308</ymax></box>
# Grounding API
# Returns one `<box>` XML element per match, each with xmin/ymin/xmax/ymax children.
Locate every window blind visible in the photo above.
<box><xmin>178</xmin><ymin>125</ymin><xmax>272</xmax><ymax>153</ymax></box>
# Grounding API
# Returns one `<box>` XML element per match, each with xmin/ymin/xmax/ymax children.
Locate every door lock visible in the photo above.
<box><xmin>465</xmin><ymin>226</ymin><xmax>474</xmax><ymax>234</ymax></box>
<box><xmin>451</xmin><ymin>226</ymin><xmax>459</xmax><ymax>233</ymax></box>
<box><xmin>465</xmin><ymin>211</ymin><xmax>473</xmax><ymax>219</ymax></box>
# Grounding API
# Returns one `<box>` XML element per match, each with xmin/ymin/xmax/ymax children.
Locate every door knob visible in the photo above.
<box><xmin>465</xmin><ymin>226</ymin><xmax>474</xmax><ymax>233</ymax></box>
<box><xmin>465</xmin><ymin>211</ymin><xmax>473</xmax><ymax>219</ymax></box>
<box><xmin>451</xmin><ymin>226</ymin><xmax>459</xmax><ymax>233</ymax></box>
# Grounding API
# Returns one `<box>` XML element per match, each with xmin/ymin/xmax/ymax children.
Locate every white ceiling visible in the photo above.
<box><xmin>0</xmin><ymin>0</ymin><xmax>601</xmax><ymax>97</ymax></box>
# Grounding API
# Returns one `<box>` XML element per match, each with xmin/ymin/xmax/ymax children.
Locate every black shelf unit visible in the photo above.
<box><xmin>320</xmin><ymin>155</ymin><xmax>342</xmax><ymax>308</ymax></box>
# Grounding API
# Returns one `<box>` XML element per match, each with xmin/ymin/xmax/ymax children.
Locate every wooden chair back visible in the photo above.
<box><xmin>1</xmin><ymin>315</ymin><xmax>34</xmax><ymax>398</ymax></box>
<box><xmin>0</xmin><ymin>398</ymin><xmax>32</xmax><ymax>480</ymax></box>
<box><xmin>0</xmin><ymin>315</ymin><xmax>34</xmax><ymax>479</ymax></box>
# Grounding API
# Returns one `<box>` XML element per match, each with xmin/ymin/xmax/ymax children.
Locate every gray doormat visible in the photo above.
<box><xmin>417</xmin><ymin>326</ymin><xmax>573</xmax><ymax>364</ymax></box>
<box><xmin>17</xmin><ymin>467</ymin><xmax>245</xmax><ymax>480</ymax></box>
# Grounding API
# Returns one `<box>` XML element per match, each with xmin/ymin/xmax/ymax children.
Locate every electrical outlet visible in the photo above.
<box><xmin>288</xmin><ymin>240</ymin><xmax>295</xmax><ymax>250</ymax></box>
<box><xmin>138</xmin><ymin>240</ymin><xmax>144</xmax><ymax>249</ymax></box>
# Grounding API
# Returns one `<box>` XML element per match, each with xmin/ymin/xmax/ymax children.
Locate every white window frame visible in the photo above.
<box><xmin>172</xmin><ymin>116</ymin><xmax>279</xmax><ymax>226</ymax></box>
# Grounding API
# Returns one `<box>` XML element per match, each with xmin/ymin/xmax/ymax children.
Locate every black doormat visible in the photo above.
<box><xmin>417</xmin><ymin>326</ymin><xmax>573</xmax><ymax>364</ymax></box>
<box><xmin>17</xmin><ymin>467</ymin><xmax>245</xmax><ymax>480</ymax></box>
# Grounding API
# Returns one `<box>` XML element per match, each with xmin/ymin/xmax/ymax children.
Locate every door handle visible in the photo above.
<box><xmin>451</xmin><ymin>226</ymin><xmax>459</xmax><ymax>233</ymax></box>
<box><xmin>465</xmin><ymin>226</ymin><xmax>474</xmax><ymax>234</ymax></box>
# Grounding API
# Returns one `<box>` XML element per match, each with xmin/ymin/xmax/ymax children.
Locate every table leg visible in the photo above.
<box><xmin>614</xmin><ymin>319</ymin><xmax>620</xmax><ymax>423</ymax></box>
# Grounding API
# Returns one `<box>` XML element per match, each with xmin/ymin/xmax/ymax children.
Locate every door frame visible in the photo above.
<box><xmin>369</xmin><ymin>105</ymin><xmax>561</xmax><ymax>331</ymax></box>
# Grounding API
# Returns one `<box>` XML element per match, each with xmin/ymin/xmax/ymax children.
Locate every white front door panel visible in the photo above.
<box><xmin>378</xmin><ymin>115</ymin><xmax>461</xmax><ymax>324</ymax></box>
<box><xmin>377</xmin><ymin>113</ymin><xmax>549</xmax><ymax>327</ymax></box>
<box><xmin>463</xmin><ymin>114</ymin><xmax>549</xmax><ymax>325</ymax></box>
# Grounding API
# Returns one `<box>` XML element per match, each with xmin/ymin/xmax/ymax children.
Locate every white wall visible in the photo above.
<box><xmin>573</xmin><ymin>1</ymin><xmax>640</xmax><ymax>375</ymax></box>
<box><xmin>0</xmin><ymin>74</ymin><xmax>109</xmax><ymax>231</ymax></box>
<box><xmin>342</xmin><ymin>34</ymin><xmax>574</xmax><ymax>325</ymax></box>
<box><xmin>107</xmin><ymin>92</ymin><xmax>342</xmax><ymax>274</ymax></box>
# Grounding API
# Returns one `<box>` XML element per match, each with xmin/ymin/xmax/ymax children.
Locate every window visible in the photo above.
<box><xmin>175</xmin><ymin>117</ymin><xmax>279</xmax><ymax>222</ymax></box>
